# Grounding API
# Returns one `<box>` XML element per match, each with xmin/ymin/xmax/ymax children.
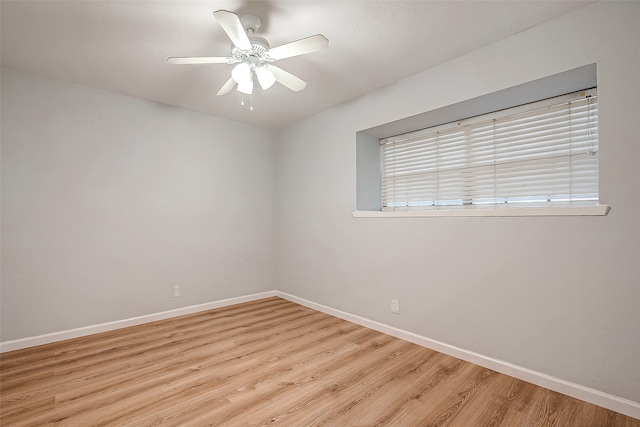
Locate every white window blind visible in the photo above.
<box><xmin>381</xmin><ymin>88</ymin><xmax>598</xmax><ymax>211</ymax></box>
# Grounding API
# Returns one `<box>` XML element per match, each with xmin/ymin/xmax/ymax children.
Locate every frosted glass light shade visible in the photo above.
<box><xmin>237</xmin><ymin>78</ymin><xmax>253</xmax><ymax>95</ymax></box>
<box><xmin>232</xmin><ymin>62</ymin><xmax>252</xmax><ymax>84</ymax></box>
<box><xmin>255</xmin><ymin>66</ymin><xmax>276</xmax><ymax>90</ymax></box>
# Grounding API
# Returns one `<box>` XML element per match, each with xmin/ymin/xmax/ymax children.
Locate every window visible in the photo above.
<box><xmin>380</xmin><ymin>89</ymin><xmax>599</xmax><ymax>211</ymax></box>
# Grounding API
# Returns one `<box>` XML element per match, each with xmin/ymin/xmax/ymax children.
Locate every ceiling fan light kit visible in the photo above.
<box><xmin>255</xmin><ymin>66</ymin><xmax>276</xmax><ymax>90</ymax></box>
<box><xmin>168</xmin><ymin>10</ymin><xmax>328</xmax><ymax>109</ymax></box>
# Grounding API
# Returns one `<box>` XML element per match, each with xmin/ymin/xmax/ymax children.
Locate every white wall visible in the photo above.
<box><xmin>276</xmin><ymin>1</ymin><xmax>640</xmax><ymax>404</ymax></box>
<box><xmin>1</xmin><ymin>67</ymin><xmax>276</xmax><ymax>341</ymax></box>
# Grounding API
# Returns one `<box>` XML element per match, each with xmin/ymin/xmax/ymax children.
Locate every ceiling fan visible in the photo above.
<box><xmin>168</xmin><ymin>10</ymin><xmax>328</xmax><ymax>97</ymax></box>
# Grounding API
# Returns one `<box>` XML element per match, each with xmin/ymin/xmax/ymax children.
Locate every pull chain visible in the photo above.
<box><xmin>239</xmin><ymin>93</ymin><xmax>254</xmax><ymax>111</ymax></box>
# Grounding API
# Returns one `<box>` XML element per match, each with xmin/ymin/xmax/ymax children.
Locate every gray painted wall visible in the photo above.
<box><xmin>1</xmin><ymin>67</ymin><xmax>276</xmax><ymax>340</ymax></box>
<box><xmin>276</xmin><ymin>2</ymin><xmax>640</xmax><ymax>403</ymax></box>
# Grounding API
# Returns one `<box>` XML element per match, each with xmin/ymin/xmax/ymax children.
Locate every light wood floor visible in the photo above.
<box><xmin>1</xmin><ymin>297</ymin><xmax>638</xmax><ymax>426</ymax></box>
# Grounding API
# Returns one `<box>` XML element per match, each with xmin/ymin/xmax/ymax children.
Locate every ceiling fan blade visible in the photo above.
<box><xmin>268</xmin><ymin>34</ymin><xmax>328</xmax><ymax>61</ymax></box>
<box><xmin>266</xmin><ymin>65</ymin><xmax>307</xmax><ymax>92</ymax></box>
<box><xmin>213</xmin><ymin>10</ymin><xmax>252</xmax><ymax>50</ymax></box>
<box><xmin>216</xmin><ymin>77</ymin><xmax>236</xmax><ymax>96</ymax></box>
<box><xmin>168</xmin><ymin>56</ymin><xmax>231</xmax><ymax>65</ymax></box>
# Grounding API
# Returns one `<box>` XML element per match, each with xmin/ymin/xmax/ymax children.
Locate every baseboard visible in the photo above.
<box><xmin>0</xmin><ymin>291</ymin><xmax>278</xmax><ymax>354</ymax></box>
<box><xmin>274</xmin><ymin>291</ymin><xmax>640</xmax><ymax>420</ymax></box>
<box><xmin>1</xmin><ymin>289</ymin><xmax>638</xmax><ymax>419</ymax></box>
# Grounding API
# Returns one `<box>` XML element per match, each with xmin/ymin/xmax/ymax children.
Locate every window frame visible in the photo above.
<box><xmin>352</xmin><ymin>205</ymin><xmax>610</xmax><ymax>218</ymax></box>
<box><xmin>381</xmin><ymin>89</ymin><xmax>601</xmax><ymax>212</ymax></box>
<box><xmin>355</xmin><ymin>65</ymin><xmax>610</xmax><ymax>218</ymax></box>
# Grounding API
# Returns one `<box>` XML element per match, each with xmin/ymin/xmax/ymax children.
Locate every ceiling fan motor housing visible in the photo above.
<box><xmin>233</xmin><ymin>35</ymin><xmax>271</xmax><ymax>63</ymax></box>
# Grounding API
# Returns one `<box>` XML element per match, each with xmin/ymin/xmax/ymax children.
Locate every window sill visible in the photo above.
<box><xmin>352</xmin><ymin>205</ymin><xmax>610</xmax><ymax>218</ymax></box>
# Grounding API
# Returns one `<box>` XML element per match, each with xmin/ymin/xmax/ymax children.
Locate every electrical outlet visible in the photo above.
<box><xmin>391</xmin><ymin>299</ymin><xmax>399</xmax><ymax>314</ymax></box>
<box><xmin>173</xmin><ymin>285</ymin><xmax>180</xmax><ymax>298</ymax></box>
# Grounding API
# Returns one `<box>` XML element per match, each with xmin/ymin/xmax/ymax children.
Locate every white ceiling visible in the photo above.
<box><xmin>1</xmin><ymin>1</ymin><xmax>590</xmax><ymax>129</ymax></box>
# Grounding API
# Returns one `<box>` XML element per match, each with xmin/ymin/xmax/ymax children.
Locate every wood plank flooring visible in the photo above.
<box><xmin>1</xmin><ymin>297</ymin><xmax>638</xmax><ymax>426</ymax></box>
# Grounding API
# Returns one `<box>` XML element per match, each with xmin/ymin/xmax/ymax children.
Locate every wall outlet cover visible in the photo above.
<box><xmin>391</xmin><ymin>299</ymin><xmax>399</xmax><ymax>314</ymax></box>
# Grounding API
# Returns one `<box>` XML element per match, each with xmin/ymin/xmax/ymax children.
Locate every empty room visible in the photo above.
<box><xmin>1</xmin><ymin>1</ymin><xmax>639</xmax><ymax>425</ymax></box>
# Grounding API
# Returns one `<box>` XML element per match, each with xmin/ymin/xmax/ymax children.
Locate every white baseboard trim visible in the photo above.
<box><xmin>1</xmin><ymin>290</ymin><xmax>638</xmax><ymax>419</ymax></box>
<box><xmin>0</xmin><ymin>291</ymin><xmax>277</xmax><ymax>354</ymax></box>
<box><xmin>274</xmin><ymin>291</ymin><xmax>640</xmax><ymax>420</ymax></box>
